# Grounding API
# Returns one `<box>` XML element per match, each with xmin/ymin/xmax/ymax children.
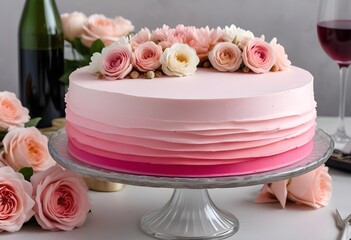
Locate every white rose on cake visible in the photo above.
<box><xmin>223</xmin><ymin>24</ymin><xmax>254</xmax><ymax>49</ymax></box>
<box><xmin>160</xmin><ymin>43</ymin><xmax>200</xmax><ymax>77</ymax></box>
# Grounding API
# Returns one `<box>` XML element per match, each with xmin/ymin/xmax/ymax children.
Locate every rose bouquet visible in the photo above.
<box><xmin>60</xmin><ymin>12</ymin><xmax>134</xmax><ymax>85</ymax></box>
<box><xmin>83</xmin><ymin>24</ymin><xmax>292</xmax><ymax>81</ymax></box>
<box><xmin>0</xmin><ymin>91</ymin><xmax>91</xmax><ymax>232</ymax></box>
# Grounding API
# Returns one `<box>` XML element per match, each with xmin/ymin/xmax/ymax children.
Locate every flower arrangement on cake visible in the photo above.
<box><xmin>0</xmin><ymin>91</ymin><xmax>91</xmax><ymax>232</ymax></box>
<box><xmin>59</xmin><ymin>11</ymin><xmax>291</xmax><ymax>82</ymax></box>
<box><xmin>86</xmin><ymin>24</ymin><xmax>291</xmax><ymax>80</ymax></box>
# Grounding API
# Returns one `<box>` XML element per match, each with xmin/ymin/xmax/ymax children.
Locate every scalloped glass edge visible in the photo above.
<box><xmin>48</xmin><ymin>128</ymin><xmax>334</xmax><ymax>189</ymax></box>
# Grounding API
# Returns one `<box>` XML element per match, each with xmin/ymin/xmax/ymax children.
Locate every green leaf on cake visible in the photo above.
<box><xmin>90</xmin><ymin>39</ymin><xmax>105</xmax><ymax>55</ymax></box>
<box><xmin>25</xmin><ymin>117</ymin><xmax>41</xmax><ymax>128</ymax></box>
<box><xmin>19</xmin><ymin>167</ymin><xmax>34</xmax><ymax>182</ymax></box>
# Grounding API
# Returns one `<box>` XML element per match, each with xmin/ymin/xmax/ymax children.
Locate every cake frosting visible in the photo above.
<box><xmin>65</xmin><ymin>66</ymin><xmax>316</xmax><ymax>177</ymax></box>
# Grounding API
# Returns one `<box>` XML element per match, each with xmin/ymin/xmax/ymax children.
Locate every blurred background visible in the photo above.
<box><xmin>0</xmin><ymin>0</ymin><xmax>345</xmax><ymax>116</ymax></box>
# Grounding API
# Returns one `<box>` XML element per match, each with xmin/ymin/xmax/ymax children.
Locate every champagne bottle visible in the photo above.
<box><xmin>18</xmin><ymin>0</ymin><xmax>65</xmax><ymax>128</ymax></box>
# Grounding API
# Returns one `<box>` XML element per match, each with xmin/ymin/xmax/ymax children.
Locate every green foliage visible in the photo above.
<box><xmin>25</xmin><ymin>117</ymin><xmax>41</xmax><ymax>128</ymax></box>
<box><xmin>19</xmin><ymin>167</ymin><xmax>34</xmax><ymax>182</ymax></box>
<box><xmin>60</xmin><ymin>38</ymin><xmax>105</xmax><ymax>85</ymax></box>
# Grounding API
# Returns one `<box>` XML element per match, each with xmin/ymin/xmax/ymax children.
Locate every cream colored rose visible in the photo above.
<box><xmin>61</xmin><ymin>12</ymin><xmax>87</xmax><ymax>42</ymax></box>
<box><xmin>208</xmin><ymin>42</ymin><xmax>242</xmax><ymax>72</ymax></box>
<box><xmin>160</xmin><ymin>43</ymin><xmax>200</xmax><ymax>77</ymax></box>
<box><xmin>0</xmin><ymin>91</ymin><xmax>30</xmax><ymax>131</ymax></box>
<box><xmin>1</xmin><ymin>127</ymin><xmax>56</xmax><ymax>172</ymax></box>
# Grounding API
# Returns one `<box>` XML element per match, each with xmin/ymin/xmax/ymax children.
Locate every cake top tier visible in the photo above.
<box><xmin>85</xmin><ymin>24</ymin><xmax>292</xmax><ymax>80</ymax></box>
<box><xmin>71</xmin><ymin>66</ymin><xmax>312</xmax><ymax>100</ymax></box>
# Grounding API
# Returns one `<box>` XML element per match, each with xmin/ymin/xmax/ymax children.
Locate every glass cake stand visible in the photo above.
<box><xmin>48</xmin><ymin>129</ymin><xmax>334</xmax><ymax>240</ymax></box>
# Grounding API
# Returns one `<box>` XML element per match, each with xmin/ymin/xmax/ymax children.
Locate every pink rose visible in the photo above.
<box><xmin>130</xmin><ymin>28</ymin><xmax>152</xmax><ymax>50</ymax></box>
<box><xmin>287</xmin><ymin>165</ymin><xmax>332</xmax><ymax>209</ymax></box>
<box><xmin>31</xmin><ymin>166</ymin><xmax>91</xmax><ymax>231</ymax></box>
<box><xmin>99</xmin><ymin>40</ymin><xmax>133</xmax><ymax>80</ymax></box>
<box><xmin>1</xmin><ymin>127</ymin><xmax>56</xmax><ymax>172</ymax></box>
<box><xmin>255</xmin><ymin>165</ymin><xmax>332</xmax><ymax>209</ymax></box>
<box><xmin>0</xmin><ymin>166</ymin><xmax>34</xmax><ymax>232</ymax></box>
<box><xmin>242</xmin><ymin>37</ymin><xmax>276</xmax><ymax>73</ymax></box>
<box><xmin>208</xmin><ymin>42</ymin><xmax>242</xmax><ymax>72</ymax></box>
<box><xmin>270</xmin><ymin>37</ymin><xmax>291</xmax><ymax>71</ymax></box>
<box><xmin>132</xmin><ymin>41</ymin><xmax>162</xmax><ymax>72</ymax></box>
<box><xmin>61</xmin><ymin>12</ymin><xmax>87</xmax><ymax>42</ymax></box>
<box><xmin>81</xmin><ymin>14</ymin><xmax>134</xmax><ymax>47</ymax></box>
<box><xmin>0</xmin><ymin>91</ymin><xmax>30</xmax><ymax>131</ymax></box>
<box><xmin>255</xmin><ymin>179</ymin><xmax>289</xmax><ymax>208</ymax></box>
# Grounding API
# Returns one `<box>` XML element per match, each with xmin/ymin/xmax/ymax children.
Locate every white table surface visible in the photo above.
<box><xmin>2</xmin><ymin>117</ymin><xmax>351</xmax><ymax>240</ymax></box>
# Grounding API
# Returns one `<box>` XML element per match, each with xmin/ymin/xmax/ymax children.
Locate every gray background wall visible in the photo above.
<box><xmin>0</xmin><ymin>0</ymin><xmax>345</xmax><ymax>116</ymax></box>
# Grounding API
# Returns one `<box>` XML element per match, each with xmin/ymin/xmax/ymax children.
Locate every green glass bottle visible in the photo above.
<box><xmin>18</xmin><ymin>0</ymin><xmax>65</xmax><ymax>128</ymax></box>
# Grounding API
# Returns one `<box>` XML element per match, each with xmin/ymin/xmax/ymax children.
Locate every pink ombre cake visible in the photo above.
<box><xmin>65</xmin><ymin>66</ymin><xmax>316</xmax><ymax>177</ymax></box>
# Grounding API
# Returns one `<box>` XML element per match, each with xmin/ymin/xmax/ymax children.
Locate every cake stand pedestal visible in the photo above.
<box><xmin>48</xmin><ymin>129</ymin><xmax>333</xmax><ymax>240</ymax></box>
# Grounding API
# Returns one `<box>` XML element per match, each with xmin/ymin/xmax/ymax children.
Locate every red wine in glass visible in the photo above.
<box><xmin>317</xmin><ymin>20</ymin><xmax>351</xmax><ymax>67</ymax></box>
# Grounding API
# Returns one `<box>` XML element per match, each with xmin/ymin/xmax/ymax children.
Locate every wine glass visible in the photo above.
<box><xmin>317</xmin><ymin>0</ymin><xmax>351</xmax><ymax>144</ymax></box>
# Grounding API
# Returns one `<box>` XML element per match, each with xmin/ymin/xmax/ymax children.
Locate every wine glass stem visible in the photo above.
<box><xmin>336</xmin><ymin>66</ymin><xmax>349</xmax><ymax>138</ymax></box>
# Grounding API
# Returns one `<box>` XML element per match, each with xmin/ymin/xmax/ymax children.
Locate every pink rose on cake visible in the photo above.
<box><xmin>0</xmin><ymin>166</ymin><xmax>34</xmax><ymax>232</ymax></box>
<box><xmin>0</xmin><ymin>91</ymin><xmax>30</xmax><ymax>131</ymax></box>
<box><xmin>81</xmin><ymin>14</ymin><xmax>134</xmax><ymax>47</ymax></box>
<box><xmin>89</xmin><ymin>37</ymin><xmax>133</xmax><ymax>80</ymax></box>
<box><xmin>255</xmin><ymin>165</ymin><xmax>332</xmax><ymax>209</ymax></box>
<box><xmin>208</xmin><ymin>42</ymin><xmax>242</xmax><ymax>72</ymax></box>
<box><xmin>0</xmin><ymin>127</ymin><xmax>56</xmax><ymax>172</ymax></box>
<box><xmin>61</xmin><ymin>12</ymin><xmax>87</xmax><ymax>42</ymax></box>
<box><xmin>242</xmin><ymin>37</ymin><xmax>276</xmax><ymax>73</ymax></box>
<box><xmin>270</xmin><ymin>37</ymin><xmax>291</xmax><ymax>71</ymax></box>
<box><xmin>31</xmin><ymin>166</ymin><xmax>91</xmax><ymax>231</ymax></box>
<box><xmin>132</xmin><ymin>41</ymin><xmax>162</xmax><ymax>72</ymax></box>
<box><xmin>130</xmin><ymin>28</ymin><xmax>152</xmax><ymax>50</ymax></box>
<box><xmin>160</xmin><ymin>43</ymin><xmax>200</xmax><ymax>77</ymax></box>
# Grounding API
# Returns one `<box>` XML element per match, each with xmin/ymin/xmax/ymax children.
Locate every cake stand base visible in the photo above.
<box><xmin>141</xmin><ymin>189</ymin><xmax>238</xmax><ymax>240</ymax></box>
